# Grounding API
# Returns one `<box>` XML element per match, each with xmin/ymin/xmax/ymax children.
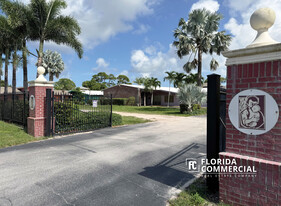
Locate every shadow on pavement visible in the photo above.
<box><xmin>139</xmin><ymin>143</ymin><xmax>205</xmax><ymax>188</ymax></box>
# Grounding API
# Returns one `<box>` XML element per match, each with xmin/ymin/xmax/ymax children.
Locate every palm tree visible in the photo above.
<box><xmin>28</xmin><ymin>0</ymin><xmax>83</xmax><ymax>67</ymax></box>
<box><xmin>184</xmin><ymin>73</ymin><xmax>204</xmax><ymax>85</ymax></box>
<box><xmin>173</xmin><ymin>9</ymin><xmax>231</xmax><ymax>86</ymax></box>
<box><xmin>0</xmin><ymin>15</ymin><xmax>13</xmax><ymax>95</ymax></box>
<box><xmin>42</xmin><ymin>50</ymin><xmax>64</xmax><ymax>81</ymax></box>
<box><xmin>174</xmin><ymin>72</ymin><xmax>186</xmax><ymax>88</ymax></box>
<box><xmin>177</xmin><ymin>84</ymin><xmax>206</xmax><ymax>113</ymax></box>
<box><xmin>150</xmin><ymin>77</ymin><xmax>161</xmax><ymax>106</ymax></box>
<box><xmin>0</xmin><ymin>0</ymin><xmax>31</xmax><ymax>97</ymax></box>
<box><xmin>134</xmin><ymin>77</ymin><xmax>144</xmax><ymax>106</ymax></box>
<box><xmin>164</xmin><ymin>71</ymin><xmax>176</xmax><ymax>107</ymax></box>
<box><xmin>0</xmin><ymin>64</ymin><xmax>2</xmax><ymax>94</ymax></box>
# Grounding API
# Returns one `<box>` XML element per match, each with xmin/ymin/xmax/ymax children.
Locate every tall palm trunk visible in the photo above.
<box><xmin>197</xmin><ymin>49</ymin><xmax>202</xmax><ymax>87</ymax></box>
<box><xmin>4</xmin><ymin>48</ymin><xmax>9</xmax><ymax>95</ymax></box>
<box><xmin>167</xmin><ymin>81</ymin><xmax>171</xmax><ymax>107</ymax></box>
<box><xmin>38</xmin><ymin>39</ymin><xmax>44</xmax><ymax>67</ymax></box>
<box><xmin>22</xmin><ymin>40</ymin><xmax>28</xmax><ymax>98</ymax></box>
<box><xmin>36</xmin><ymin>39</ymin><xmax>44</xmax><ymax>78</ymax></box>
<box><xmin>12</xmin><ymin>50</ymin><xmax>17</xmax><ymax>95</ymax></box>
<box><xmin>49</xmin><ymin>73</ymin><xmax>54</xmax><ymax>81</ymax></box>
<box><xmin>0</xmin><ymin>51</ymin><xmax>2</xmax><ymax>95</ymax></box>
<box><xmin>151</xmin><ymin>91</ymin><xmax>154</xmax><ymax>106</ymax></box>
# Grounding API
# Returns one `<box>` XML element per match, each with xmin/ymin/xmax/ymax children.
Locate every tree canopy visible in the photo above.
<box><xmin>82</xmin><ymin>72</ymin><xmax>131</xmax><ymax>90</ymax></box>
<box><xmin>173</xmin><ymin>8</ymin><xmax>231</xmax><ymax>86</ymax></box>
<box><xmin>54</xmin><ymin>78</ymin><xmax>76</xmax><ymax>91</ymax></box>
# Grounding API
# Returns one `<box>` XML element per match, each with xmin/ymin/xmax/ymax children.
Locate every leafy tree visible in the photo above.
<box><xmin>0</xmin><ymin>80</ymin><xmax>4</xmax><ymax>87</ymax></box>
<box><xmin>173</xmin><ymin>9</ymin><xmax>231</xmax><ymax>86</ymax></box>
<box><xmin>42</xmin><ymin>50</ymin><xmax>64</xmax><ymax>81</ymax></box>
<box><xmin>54</xmin><ymin>78</ymin><xmax>76</xmax><ymax>91</ymax></box>
<box><xmin>164</xmin><ymin>71</ymin><xmax>176</xmax><ymax>107</ymax></box>
<box><xmin>69</xmin><ymin>87</ymin><xmax>84</xmax><ymax>102</ymax></box>
<box><xmin>108</xmin><ymin>74</ymin><xmax>116</xmax><ymax>87</ymax></box>
<box><xmin>92</xmin><ymin>72</ymin><xmax>109</xmax><ymax>83</ymax></box>
<box><xmin>177</xmin><ymin>84</ymin><xmax>206</xmax><ymax>112</ymax></box>
<box><xmin>28</xmin><ymin>0</ymin><xmax>83</xmax><ymax>67</ymax></box>
<box><xmin>117</xmin><ymin>74</ymin><xmax>130</xmax><ymax>85</ymax></box>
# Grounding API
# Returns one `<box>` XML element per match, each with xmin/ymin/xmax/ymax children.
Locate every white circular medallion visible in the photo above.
<box><xmin>228</xmin><ymin>89</ymin><xmax>279</xmax><ymax>135</ymax></box>
<box><xmin>29</xmin><ymin>95</ymin><xmax>35</xmax><ymax>111</ymax></box>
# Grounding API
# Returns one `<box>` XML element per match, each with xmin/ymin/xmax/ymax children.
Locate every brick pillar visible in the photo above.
<box><xmin>27</xmin><ymin>67</ymin><xmax>54</xmax><ymax>137</ymax></box>
<box><xmin>220</xmin><ymin>45</ymin><xmax>281</xmax><ymax>205</ymax></box>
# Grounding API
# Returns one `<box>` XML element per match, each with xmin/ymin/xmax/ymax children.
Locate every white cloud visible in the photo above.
<box><xmin>62</xmin><ymin>0</ymin><xmax>159</xmax><ymax>49</ymax></box>
<box><xmin>130</xmin><ymin>43</ymin><xmax>227</xmax><ymax>80</ymax></box>
<box><xmin>133</xmin><ymin>24</ymin><xmax>150</xmax><ymax>34</ymax></box>
<box><xmin>20</xmin><ymin>0</ymin><xmax>158</xmax><ymax>50</ymax></box>
<box><xmin>93</xmin><ymin>58</ymin><xmax>109</xmax><ymax>71</ymax></box>
<box><xmin>190</xmin><ymin>0</ymin><xmax>220</xmax><ymax>12</ymax></box>
<box><xmin>131</xmin><ymin>44</ymin><xmax>188</xmax><ymax>78</ymax></box>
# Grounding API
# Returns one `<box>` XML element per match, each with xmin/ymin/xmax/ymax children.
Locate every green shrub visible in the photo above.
<box><xmin>192</xmin><ymin>104</ymin><xmax>201</xmax><ymax>111</ymax></box>
<box><xmin>127</xmin><ymin>96</ymin><xmax>135</xmax><ymax>106</ymax></box>
<box><xmin>180</xmin><ymin>104</ymin><xmax>190</xmax><ymax>114</ymax></box>
<box><xmin>112</xmin><ymin>113</ymin><xmax>122</xmax><ymax>126</ymax></box>
<box><xmin>86</xmin><ymin>99</ymin><xmax>92</xmax><ymax>105</ymax></box>
<box><xmin>113</xmin><ymin>98</ymin><xmax>128</xmax><ymax>105</ymax></box>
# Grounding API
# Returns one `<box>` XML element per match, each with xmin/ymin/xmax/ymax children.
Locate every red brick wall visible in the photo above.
<box><xmin>220</xmin><ymin>60</ymin><xmax>281</xmax><ymax>206</ymax></box>
<box><xmin>220</xmin><ymin>152</ymin><xmax>281</xmax><ymax>206</ymax></box>
<box><xmin>226</xmin><ymin>60</ymin><xmax>281</xmax><ymax>162</ymax></box>
<box><xmin>103</xmin><ymin>85</ymin><xmax>138</xmax><ymax>99</ymax></box>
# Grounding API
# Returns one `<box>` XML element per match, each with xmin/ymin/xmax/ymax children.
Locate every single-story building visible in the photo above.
<box><xmin>103</xmin><ymin>84</ymin><xmax>180</xmax><ymax>106</ymax></box>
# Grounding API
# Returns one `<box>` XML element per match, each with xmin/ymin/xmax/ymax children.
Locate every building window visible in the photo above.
<box><xmin>164</xmin><ymin>95</ymin><xmax>174</xmax><ymax>103</ymax></box>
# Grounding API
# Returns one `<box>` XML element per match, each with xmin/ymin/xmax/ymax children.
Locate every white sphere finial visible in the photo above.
<box><xmin>37</xmin><ymin>66</ymin><xmax>45</xmax><ymax>75</ymax></box>
<box><xmin>250</xmin><ymin>8</ymin><xmax>276</xmax><ymax>31</ymax></box>
<box><xmin>35</xmin><ymin>66</ymin><xmax>47</xmax><ymax>82</ymax></box>
<box><xmin>247</xmin><ymin>8</ymin><xmax>279</xmax><ymax>48</ymax></box>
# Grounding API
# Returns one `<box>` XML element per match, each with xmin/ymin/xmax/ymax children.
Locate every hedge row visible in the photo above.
<box><xmin>54</xmin><ymin>102</ymin><xmax>122</xmax><ymax>132</ymax></box>
<box><xmin>99</xmin><ymin>97</ymin><xmax>135</xmax><ymax>106</ymax></box>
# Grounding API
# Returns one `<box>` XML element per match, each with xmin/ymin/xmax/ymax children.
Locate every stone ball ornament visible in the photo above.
<box><xmin>247</xmin><ymin>7</ymin><xmax>279</xmax><ymax>48</ymax></box>
<box><xmin>250</xmin><ymin>8</ymin><xmax>276</xmax><ymax>31</ymax></box>
<box><xmin>35</xmin><ymin>66</ymin><xmax>48</xmax><ymax>82</ymax></box>
<box><xmin>37</xmin><ymin>66</ymin><xmax>45</xmax><ymax>75</ymax></box>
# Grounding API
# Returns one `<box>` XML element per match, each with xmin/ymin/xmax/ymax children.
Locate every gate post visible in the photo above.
<box><xmin>207</xmin><ymin>74</ymin><xmax>221</xmax><ymax>192</ymax></box>
<box><xmin>220</xmin><ymin>8</ymin><xmax>281</xmax><ymax>205</ymax></box>
<box><xmin>27</xmin><ymin>67</ymin><xmax>54</xmax><ymax>137</ymax></box>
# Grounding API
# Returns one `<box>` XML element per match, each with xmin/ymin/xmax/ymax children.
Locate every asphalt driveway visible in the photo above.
<box><xmin>0</xmin><ymin>115</ymin><xmax>206</xmax><ymax>206</ymax></box>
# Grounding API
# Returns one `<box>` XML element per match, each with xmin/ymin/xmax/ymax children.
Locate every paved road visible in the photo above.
<box><xmin>0</xmin><ymin>115</ymin><xmax>206</xmax><ymax>206</ymax></box>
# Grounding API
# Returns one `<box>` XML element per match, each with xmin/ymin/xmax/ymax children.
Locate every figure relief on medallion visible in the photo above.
<box><xmin>239</xmin><ymin>95</ymin><xmax>265</xmax><ymax>130</ymax></box>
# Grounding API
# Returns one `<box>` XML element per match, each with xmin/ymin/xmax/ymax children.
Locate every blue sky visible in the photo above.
<box><xmin>10</xmin><ymin>0</ymin><xmax>281</xmax><ymax>87</ymax></box>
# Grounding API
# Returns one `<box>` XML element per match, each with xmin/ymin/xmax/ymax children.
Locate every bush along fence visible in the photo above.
<box><xmin>0</xmin><ymin>92</ymin><xmax>29</xmax><ymax>130</ymax></box>
<box><xmin>50</xmin><ymin>91</ymin><xmax>115</xmax><ymax>135</ymax></box>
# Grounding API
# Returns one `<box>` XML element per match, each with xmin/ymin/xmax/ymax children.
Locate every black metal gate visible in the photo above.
<box><xmin>0</xmin><ymin>93</ymin><xmax>29</xmax><ymax>130</ymax></box>
<box><xmin>48</xmin><ymin>91</ymin><xmax>113</xmax><ymax>135</ymax></box>
<box><xmin>206</xmin><ymin>74</ymin><xmax>226</xmax><ymax>192</ymax></box>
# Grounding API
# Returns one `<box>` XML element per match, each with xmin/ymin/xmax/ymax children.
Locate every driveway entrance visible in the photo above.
<box><xmin>0</xmin><ymin>115</ymin><xmax>206</xmax><ymax>206</ymax></box>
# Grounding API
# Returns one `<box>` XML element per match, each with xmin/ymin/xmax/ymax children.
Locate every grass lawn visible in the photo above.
<box><xmin>113</xmin><ymin>105</ymin><xmax>207</xmax><ymax>116</ymax></box>
<box><xmin>169</xmin><ymin>177</ymin><xmax>229</xmax><ymax>206</ymax></box>
<box><xmin>0</xmin><ymin>121</ymin><xmax>44</xmax><ymax>149</ymax></box>
<box><xmin>120</xmin><ymin>116</ymin><xmax>152</xmax><ymax>125</ymax></box>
